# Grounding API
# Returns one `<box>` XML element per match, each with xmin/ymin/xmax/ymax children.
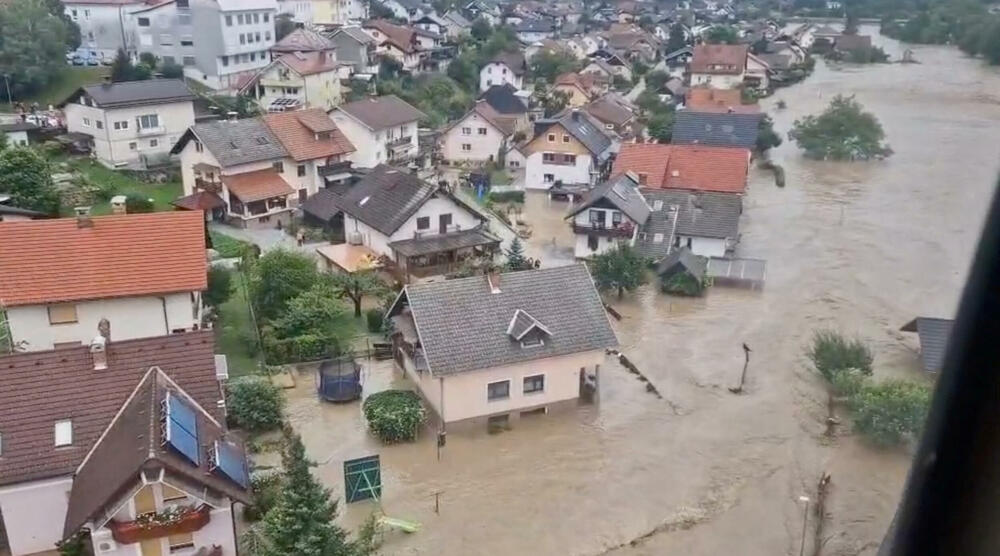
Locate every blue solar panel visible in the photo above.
<box><xmin>214</xmin><ymin>441</ymin><xmax>248</xmax><ymax>488</ymax></box>
<box><xmin>167</xmin><ymin>394</ymin><xmax>198</xmax><ymax>437</ymax></box>
<box><xmin>167</xmin><ymin>418</ymin><xmax>200</xmax><ymax>465</ymax></box>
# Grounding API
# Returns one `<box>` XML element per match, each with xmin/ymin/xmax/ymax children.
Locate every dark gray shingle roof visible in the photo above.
<box><xmin>388</xmin><ymin>227</ymin><xmax>499</xmax><ymax>257</ymax></box>
<box><xmin>75</xmin><ymin>79</ymin><xmax>194</xmax><ymax>109</ymax></box>
<box><xmin>327</xmin><ymin>165</ymin><xmax>447</xmax><ymax>235</ymax></box>
<box><xmin>656</xmin><ymin>247</ymin><xmax>707</xmax><ymax>280</ymax></box>
<box><xmin>901</xmin><ymin>317</ymin><xmax>954</xmax><ymax>373</ymax></box>
<box><xmin>537</xmin><ymin>110</ymin><xmax>614</xmax><ymax>159</ymax></box>
<box><xmin>181</xmin><ymin>119</ymin><xmax>287</xmax><ymax>167</ymax></box>
<box><xmin>397</xmin><ymin>264</ymin><xmax>618</xmax><ymax>375</ymax></box>
<box><xmin>567</xmin><ymin>173</ymin><xmax>650</xmax><ymax>224</ymax></box>
<box><xmin>634</xmin><ymin>204</ymin><xmax>678</xmax><ymax>260</ymax></box>
<box><xmin>337</xmin><ymin>95</ymin><xmax>427</xmax><ymax>130</ymax></box>
<box><xmin>478</xmin><ymin>84</ymin><xmax>527</xmax><ymax>115</ymax></box>
<box><xmin>641</xmin><ymin>189</ymin><xmax>742</xmax><ymax>239</ymax></box>
<box><xmin>672</xmin><ymin>110</ymin><xmax>762</xmax><ymax>149</ymax></box>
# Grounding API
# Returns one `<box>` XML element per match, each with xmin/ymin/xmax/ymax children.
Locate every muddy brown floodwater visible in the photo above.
<box><xmin>281</xmin><ymin>27</ymin><xmax>1000</xmax><ymax>556</ymax></box>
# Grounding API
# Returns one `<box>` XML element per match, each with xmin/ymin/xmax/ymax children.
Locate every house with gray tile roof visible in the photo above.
<box><xmin>331</xmin><ymin>95</ymin><xmax>427</xmax><ymax>168</ymax></box>
<box><xmin>524</xmin><ymin>109</ymin><xmax>616</xmax><ymax>190</ymax></box>
<box><xmin>566</xmin><ymin>172</ymin><xmax>649</xmax><ymax>258</ymax></box>
<box><xmin>386</xmin><ymin>264</ymin><xmax>617</xmax><ymax>425</ymax></box>
<box><xmin>672</xmin><ymin>110</ymin><xmax>763</xmax><ymax>149</ymax></box>
<box><xmin>301</xmin><ymin>165</ymin><xmax>498</xmax><ymax>281</ymax></box>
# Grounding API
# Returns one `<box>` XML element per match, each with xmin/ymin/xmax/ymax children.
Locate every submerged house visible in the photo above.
<box><xmin>386</xmin><ymin>264</ymin><xmax>618</xmax><ymax>428</ymax></box>
<box><xmin>901</xmin><ymin>317</ymin><xmax>954</xmax><ymax>373</ymax></box>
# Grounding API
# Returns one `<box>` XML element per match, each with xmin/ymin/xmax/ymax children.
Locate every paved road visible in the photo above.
<box><xmin>624</xmin><ymin>60</ymin><xmax>668</xmax><ymax>102</ymax></box>
<box><xmin>209</xmin><ymin>222</ymin><xmax>325</xmax><ymax>256</ymax></box>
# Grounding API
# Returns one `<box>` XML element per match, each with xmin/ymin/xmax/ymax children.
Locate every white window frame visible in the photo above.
<box><xmin>55</xmin><ymin>420</ymin><xmax>73</xmax><ymax>446</ymax></box>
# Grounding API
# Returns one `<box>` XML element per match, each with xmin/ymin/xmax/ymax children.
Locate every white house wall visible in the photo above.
<box><xmin>389</xmin><ymin>196</ymin><xmax>482</xmax><ymax>242</ymax></box>
<box><xmin>6</xmin><ymin>292</ymin><xmax>198</xmax><ymax>351</ymax></box>
<box><xmin>0</xmin><ymin>476</ymin><xmax>73</xmax><ymax>556</ymax></box>
<box><xmin>479</xmin><ymin>62</ymin><xmax>522</xmax><ymax>92</ymax></box>
<box><xmin>676</xmin><ymin>235</ymin><xmax>728</xmax><ymax>258</ymax></box>
<box><xmin>440</xmin><ymin>113</ymin><xmax>506</xmax><ymax>163</ymax></box>
<box><xmin>65</xmin><ymin>100</ymin><xmax>195</xmax><ymax>167</ymax></box>
<box><xmin>524</xmin><ymin>151</ymin><xmax>594</xmax><ymax>190</ymax></box>
<box><xmin>689</xmin><ymin>72</ymin><xmax>744</xmax><ymax>88</ymax></box>
<box><xmin>330</xmin><ymin>112</ymin><xmax>381</xmax><ymax>168</ymax></box>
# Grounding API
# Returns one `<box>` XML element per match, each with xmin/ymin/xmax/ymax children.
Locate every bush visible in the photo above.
<box><xmin>205</xmin><ymin>266</ymin><xmax>233</xmax><ymax>308</ymax></box>
<box><xmin>362</xmin><ymin>390</ymin><xmax>426</xmax><ymax>443</ymax></box>
<box><xmin>487</xmin><ymin>190</ymin><xmax>524</xmax><ymax>204</ymax></box>
<box><xmin>807</xmin><ymin>330</ymin><xmax>873</xmax><ymax>381</ymax></box>
<box><xmin>660</xmin><ymin>272</ymin><xmax>710</xmax><ymax>296</ymax></box>
<box><xmin>244</xmin><ymin>472</ymin><xmax>283</xmax><ymax>522</ymax></box>
<box><xmin>139</xmin><ymin>52</ymin><xmax>158</xmax><ymax>67</ymax></box>
<box><xmin>124</xmin><ymin>193</ymin><xmax>155</xmax><ymax>213</ymax></box>
<box><xmin>847</xmin><ymin>379</ymin><xmax>931</xmax><ymax>446</ymax></box>
<box><xmin>227</xmin><ymin>377</ymin><xmax>285</xmax><ymax>432</ymax></box>
<box><xmin>160</xmin><ymin>61</ymin><xmax>184</xmax><ymax>78</ymax></box>
<box><xmin>366</xmin><ymin>309</ymin><xmax>383</xmax><ymax>333</ymax></box>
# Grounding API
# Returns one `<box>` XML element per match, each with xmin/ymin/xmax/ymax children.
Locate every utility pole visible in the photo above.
<box><xmin>3</xmin><ymin>74</ymin><xmax>12</xmax><ymax>109</ymax></box>
<box><xmin>798</xmin><ymin>495</ymin><xmax>811</xmax><ymax>556</ymax></box>
<box><xmin>729</xmin><ymin>342</ymin><xmax>752</xmax><ymax>394</ymax></box>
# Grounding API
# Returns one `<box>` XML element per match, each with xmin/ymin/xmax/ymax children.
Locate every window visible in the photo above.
<box><xmin>263</xmin><ymin>12</ymin><xmax>269</xmax><ymax>22</ymax></box>
<box><xmin>221</xmin><ymin>55</ymin><xmax>229</xmax><ymax>66</ymax></box>
<box><xmin>138</xmin><ymin>17</ymin><xmax>150</xmax><ymax>26</ymax></box>
<box><xmin>547</xmin><ymin>133</ymin><xmax>556</xmax><ymax>142</ymax></box>
<box><xmin>543</xmin><ymin>152</ymin><xmax>556</xmax><ymax>163</ymax></box>
<box><xmin>149</xmin><ymin>139</ymin><xmax>158</xmax><ymax>148</ymax></box>
<box><xmin>562</xmin><ymin>154</ymin><xmax>576</xmax><ymax>164</ymax></box>
<box><xmin>588</xmin><ymin>234</ymin><xmax>599</xmax><ymax>251</ymax></box>
<box><xmin>138</xmin><ymin>114</ymin><xmax>159</xmax><ymax>129</ymax></box>
<box><xmin>543</xmin><ymin>173</ymin><xmax>554</xmax><ymax>183</ymax></box>
<box><xmin>523</xmin><ymin>374</ymin><xmax>545</xmax><ymax>393</ymax></box>
<box><xmin>162</xmin><ymin>484</ymin><xmax>187</xmax><ymax>503</ymax></box>
<box><xmin>686</xmin><ymin>237</ymin><xmax>693</xmax><ymax>248</ymax></box>
<box><xmin>562</xmin><ymin>134</ymin><xmax>570</xmax><ymax>143</ymax></box>
<box><xmin>95</xmin><ymin>120</ymin><xmax>103</xmax><ymax>129</ymax></box>
<box><xmin>194</xmin><ymin>141</ymin><xmax>203</xmax><ymax>153</ymax></box>
<box><xmin>237</xmin><ymin>13</ymin><xmax>244</xmax><ymax>24</ymax></box>
<box><xmin>239</xmin><ymin>33</ymin><xmax>246</xmax><ymax>45</ymax></box>
<box><xmin>225</xmin><ymin>14</ymin><xmax>232</xmax><ymax>25</ymax></box>
<box><xmin>182</xmin><ymin>55</ymin><xmax>195</xmax><ymax>66</ymax></box>
<box><xmin>82</xmin><ymin>117</ymin><xmax>91</xmax><ymax>127</ymax></box>
<box><xmin>273</xmin><ymin>161</ymin><xmax>284</xmax><ymax>173</ymax></box>
<box><xmin>487</xmin><ymin>380</ymin><xmax>510</xmax><ymax>401</ymax></box>
<box><xmin>461</xmin><ymin>143</ymin><xmax>471</xmax><ymax>151</ymax></box>
<box><xmin>461</xmin><ymin>126</ymin><xmax>471</xmax><ymax>135</ymax></box>
<box><xmin>253</xmin><ymin>13</ymin><xmax>260</xmax><ymax>23</ymax></box>
<box><xmin>297</xmin><ymin>164</ymin><xmax>306</xmax><ymax>177</ymax></box>
<box><xmin>250</xmin><ymin>52</ymin><xmax>256</xmax><ymax>62</ymax></box>
<box><xmin>653</xmin><ymin>200</ymin><xmax>663</xmax><ymax>211</ymax></box>
<box><xmin>54</xmin><ymin>420</ymin><xmax>73</xmax><ymax>446</ymax></box>
<box><xmin>478</xmin><ymin>127</ymin><xmax>487</xmax><ymax>135</ymax></box>
<box><xmin>653</xmin><ymin>233</ymin><xmax>664</xmax><ymax>243</ymax></box>
<box><xmin>255</xmin><ymin>32</ymin><xmax>261</xmax><ymax>42</ymax></box>
<box><xmin>129</xmin><ymin>142</ymin><xmax>137</xmax><ymax>150</ymax></box>
<box><xmin>168</xmin><ymin>532</ymin><xmax>194</xmax><ymax>552</ymax></box>
<box><xmin>160</xmin><ymin>34</ymin><xmax>173</xmax><ymax>46</ymax></box>
<box><xmin>265</xmin><ymin>30</ymin><xmax>271</xmax><ymax>40</ymax></box>
<box><xmin>612</xmin><ymin>211</ymin><xmax>622</xmax><ymax>226</ymax></box>
<box><xmin>114</xmin><ymin>120</ymin><xmax>128</xmax><ymax>130</ymax></box>
<box><xmin>416</xmin><ymin>216</ymin><xmax>430</xmax><ymax>230</ymax></box>
<box><xmin>180</xmin><ymin>38</ymin><xmax>194</xmax><ymax>46</ymax></box>
<box><xmin>48</xmin><ymin>304</ymin><xmax>77</xmax><ymax>325</ymax></box>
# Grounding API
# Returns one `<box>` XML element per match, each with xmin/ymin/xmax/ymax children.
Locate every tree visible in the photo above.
<box><xmin>270</xmin><ymin>284</ymin><xmax>352</xmax><ymax>339</ymax></box>
<box><xmin>0</xmin><ymin>146</ymin><xmax>59</xmax><ymax>214</ymax></box>
<box><xmin>274</xmin><ymin>13</ymin><xmax>297</xmax><ymax>42</ymax></box>
<box><xmin>644</xmin><ymin>70</ymin><xmax>669</xmax><ymax>93</ymax></box>
<box><xmin>110</xmin><ymin>48</ymin><xmax>152</xmax><ymax>82</ymax></box>
<box><xmin>756</xmin><ymin>114</ymin><xmax>782</xmax><ymax>152</ymax></box>
<box><xmin>704</xmin><ymin>25</ymin><xmax>741</xmax><ymax>45</ymax></box>
<box><xmin>0</xmin><ymin>0</ymin><xmax>72</xmax><ymax>98</ymax></box>
<box><xmin>204</xmin><ymin>266</ymin><xmax>233</xmax><ymax>308</ymax></box>
<box><xmin>344</xmin><ymin>78</ymin><xmax>370</xmax><ymax>102</ymax></box>
<box><xmin>529</xmin><ymin>49</ymin><xmax>580</xmax><ymax>82</ymax></box>
<box><xmin>42</xmin><ymin>0</ymin><xmax>79</xmax><ymax>50</ymax></box>
<box><xmin>160</xmin><ymin>61</ymin><xmax>184</xmax><ymax>78</ymax></box>
<box><xmin>631</xmin><ymin>60</ymin><xmax>649</xmax><ymax>78</ymax></box>
<box><xmin>362</xmin><ymin>390</ymin><xmax>426</xmax><ymax>443</ymax></box>
<box><xmin>807</xmin><ymin>329</ymin><xmax>873</xmax><ymax>382</ymax></box>
<box><xmin>848</xmin><ymin>379</ymin><xmax>931</xmax><ymax>446</ymax></box>
<box><xmin>248</xmin><ymin>249</ymin><xmax>322</xmax><ymax>321</ymax></box>
<box><xmin>258</xmin><ymin>430</ymin><xmax>354</xmax><ymax>556</ymax></box>
<box><xmin>330</xmin><ymin>270</ymin><xmax>386</xmax><ymax>318</ymax></box>
<box><xmin>124</xmin><ymin>193</ymin><xmax>154</xmax><ymax>213</ymax></box>
<box><xmin>470</xmin><ymin>17</ymin><xmax>492</xmax><ymax>41</ymax></box>
<box><xmin>789</xmin><ymin>95</ymin><xmax>891</xmax><ymax>160</ymax></box>
<box><xmin>504</xmin><ymin>237</ymin><xmax>533</xmax><ymax>271</ymax></box>
<box><xmin>446</xmin><ymin>53</ymin><xmax>478</xmax><ymax>92</ymax></box>
<box><xmin>139</xmin><ymin>51</ymin><xmax>158</xmax><ymax>67</ymax></box>
<box><xmin>226</xmin><ymin>377</ymin><xmax>285</xmax><ymax>432</ymax></box>
<box><xmin>844</xmin><ymin>10</ymin><xmax>860</xmax><ymax>35</ymax></box>
<box><xmin>647</xmin><ymin>111</ymin><xmax>674</xmax><ymax>142</ymax></box>
<box><xmin>590</xmin><ymin>244</ymin><xmax>647</xmax><ymax>298</ymax></box>
<box><xmin>666</xmin><ymin>22</ymin><xmax>687</xmax><ymax>52</ymax></box>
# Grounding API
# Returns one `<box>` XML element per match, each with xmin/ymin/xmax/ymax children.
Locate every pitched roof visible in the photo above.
<box><xmin>835</xmin><ymin>33</ymin><xmax>873</xmax><ymax>52</ymax></box>
<box><xmin>443</xmin><ymin>9</ymin><xmax>471</xmax><ymax>27</ymax></box>
<box><xmin>478</xmin><ymin>84</ymin><xmax>528</xmax><ymax>115</ymax></box>
<box><xmin>391</xmin><ymin>264</ymin><xmax>618</xmax><ymax>376</ymax></box>
<box><xmin>656</xmin><ymin>247</ymin><xmax>707</xmax><ymax>280</ymax></box>
<box><xmin>641</xmin><ymin>188</ymin><xmax>741</xmax><ymax>239</ymax></box>
<box><xmin>514</xmin><ymin>17</ymin><xmax>556</xmax><ymax>32</ymax></box>
<box><xmin>263</xmin><ymin>108</ymin><xmax>355</xmax><ymax>161</ymax></box>
<box><xmin>486</xmin><ymin>51</ymin><xmax>526</xmax><ymax>75</ymax></box>
<box><xmin>554</xmin><ymin>72</ymin><xmax>605</xmax><ymax>96</ymax></box>
<box><xmin>901</xmin><ymin>317</ymin><xmax>954</xmax><ymax>373</ymax></box>
<box><xmin>171</xmin><ymin>190</ymin><xmax>226</xmax><ymax>211</ymax></box>
<box><xmin>388</xmin><ymin>227</ymin><xmax>500</xmax><ymax>257</ymax></box>
<box><xmin>221</xmin><ymin>169</ymin><xmax>295</xmax><ymax>202</ymax></box>
<box><xmin>0</xmin><ymin>330</ymin><xmax>222</xmax><ymax>486</ymax></box>
<box><xmin>173</xmin><ymin>118</ymin><xmax>286</xmax><ymax>166</ymax></box>
<box><xmin>567</xmin><ymin>173</ymin><xmax>650</xmax><ymax>224</ymax></box>
<box><xmin>672</xmin><ymin>110</ymin><xmax>762</xmax><ymax>149</ymax></box>
<box><xmin>63</xmin><ymin>368</ymin><xmax>250</xmax><ymax>536</ymax></box>
<box><xmin>66</xmin><ymin>79</ymin><xmax>194</xmax><ymax>109</ymax></box>
<box><xmin>690</xmin><ymin>44</ymin><xmax>748</xmax><ymax>75</ymax></box>
<box><xmin>0</xmin><ymin>212</ymin><xmax>206</xmax><ymax>307</ymax></box>
<box><xmin>584</xmin><ymin>95</ymin><xmax>634</xmax><ymax>126</ymax></box>
<box><xmin>534</xmin><ymin>109</ymin><xmax>614</xmax><ymax>158</ymax></box>
<box><xmin>337</xmin><ymin>95</ymin><xmax>427</xmax><ymax>130</ymax></box>
<box><xmin>271</xmin><ymin>27</ymin><xmax>336</xmax><ymax>52</ymax></box>
<box><xmin>275</xmin><ymin>51</ymin><xmax>343</xmax><ymax>76</ymax></box>
<box><xmin>446</xmin><ymin>100</ymin><xmax>517</xmax><ymax>136</ymax></box>
<box><xmin>365</xmin><ymin>19</ymin><xmax>419</xmax><ymax>53</ymax></box>
<box><xmin>685</xmin><ymin>87</ymin><xmax>760</xmax><ymax>114</ymax></box>
<box><xmin>612</xmin><ymin>143</ymin><xmax>750</xmax><ymax>194</ymax></box>
<box><xmin>329</xmin><ymin>25</ymin><xmax>378</xmax><ymax>46</ymax></box>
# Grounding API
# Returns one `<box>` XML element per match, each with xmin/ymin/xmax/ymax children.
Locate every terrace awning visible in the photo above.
<box><xmin>171</xmin><ymin>191</ymin><xmax>226</xmax><ymax>211</ymax></box>
<box><xmin>388</xmin><ymin>228</ymin><xmax>500</xmax><ymax>258</ymax></box>
<box><xmin>222</xmin><ymin>169</ymin><xmax>295</xmax><ymax>203</ymax></box>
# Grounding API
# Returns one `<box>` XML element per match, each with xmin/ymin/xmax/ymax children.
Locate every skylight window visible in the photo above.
<box><xmin>653</xmin><ymin>200</ymin><xmax>664</xmax><ymax>211</ymax></box>
<box><xmin>359</xmin><ymin>196</ymin><xmax>370</xmax><ymax>206</ymax></box>
<box><xmin>256</xmin><ymin>136</ymin><xmax>269</xmax><ymax>145</ymax></box>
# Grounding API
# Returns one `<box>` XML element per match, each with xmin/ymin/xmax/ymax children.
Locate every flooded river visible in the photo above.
<box><xmin>284</xmin><ymin>28</ymin><xmax>1000</xmax><ymax>556</ymax></box>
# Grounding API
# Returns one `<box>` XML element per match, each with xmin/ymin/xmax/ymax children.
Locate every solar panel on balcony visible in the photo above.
<box><xmin>214</xmin><ymin>440</ymin><xmax>248</xmax><ymax>488</ymax></box>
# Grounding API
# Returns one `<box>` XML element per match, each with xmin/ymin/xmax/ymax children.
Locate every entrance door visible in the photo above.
<box><xmin>139</xmin><ymin>538</ymin><xmax>163</xmax><ymax>556</ymax></box>
<box><xmin>439</xmin><ymin>213</ymin><xmax>452</xmax><ymax>234</ymax></box>
<box><xmin>298</xmin><ymin>188</ymin><xmax>308</xmax><ymax>204</ymax></box>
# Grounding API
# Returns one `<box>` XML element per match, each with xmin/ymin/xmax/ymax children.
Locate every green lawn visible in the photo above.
<box><xmin>209</xmin><ymin>230</ymin><xmax>254</xmax><ymax>258</ymax></box>
<box><xmin>55</xmin><ymin>157</ymin><xmax>182</xmax><ymax>216</ymax></box>
<box><xmin>216</xmin><ymin>269</ymin><xmax>262</xmax><ymax>378</ymax></box>
<box><xmin>1</xmin><ymin>66</ymin><xmax>108</xmax><ymax>112</ymax></box>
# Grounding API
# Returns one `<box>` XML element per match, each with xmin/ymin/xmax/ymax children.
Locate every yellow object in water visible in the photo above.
<box><xmin>378</xmin><ymin>516</ymin><xmax>421</xmax><ymax>533</ymax></box>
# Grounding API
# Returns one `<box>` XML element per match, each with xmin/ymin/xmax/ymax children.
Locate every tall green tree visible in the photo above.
<box><xmin>644</xmin><ymin>70</ymin><xmax>669</xmax><ymax>92</ymax></box>
<box><xmin>330</xmin><ymin>270</ymin><xmax>386</xmax><ymax>318</ymax></box>
<box><xmin>258</xmin><ymin>430</ymin><xmax>354</xmax><ymax>556</ymax></box>
<box><xmin>590</xmin><ymin>244</ymin><xmax>647</xmax><ymax>298</ymax></box>
<box><xmin>703</xmin><ymin>25</ymin><xmax>741</xmax><ymax>45</ymax></box>
<box><xmin>504</xmin><ymin>237</ymin><xmax>533</xmax><ymax>271</ymax></box>
<box><xmin>42</xmin><ymin>0</ymin><xmax>79</xmax><ymax>50</ymax></box>
<box><xmin>529</xmin><ymin>49</ymin><xmax>580</xmax><ymax>82</ymax></box>
<box><xmin>666</xmin><ymin>22</ymin><xmax>687</xmax><ymax>52</ymax></box>
<box><xmin>789</xmin><ymin>95</ymin><xmax>891</xmax><ymax>160</ymax></box>
<box><xmin>470</xmin><ymin>17</ymin><xmax>492</xmax><ymax>41</ymax></box>
<box><xmin>756</xmin><ymin>115</ymin><xmax>782</xmax><ymax>152</ymax></box>
<box><xmin>0</xmin><ymin>0</ymin><xmax>72</xmax><ymax>98</ymax></box>
<box><xmin>0</xmin><ymin>146</ymin><xmax>60</xmax><ymax>214</ymax></box>
<box><xmin>248</xmin><ymin>249</ymin><xmax>322</xmax><ymax>321</ymax></box>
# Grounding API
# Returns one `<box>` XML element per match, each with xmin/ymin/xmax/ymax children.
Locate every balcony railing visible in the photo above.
<box><xmin>109</xmin><ymin>505</ymin><xmax>211</xmax><ymax>544</ymax></box>
<box><xmin>572</xmin><ymin>222</ymin><xmax>634</xmax><ymax>238</ymax></box>
<box><xmin>386</xmin><ymin>136</ymin><xmax>413</xmax><ymax>149</ymax></box>
<box><xmin>136</xmin><ymin>125</ymin><xmax>165</xmax><ymax>137</ymax></box>
<box><xmin>195</xmin><ymin>178</ymin><xmax>222</xmax><ymax>193</ymax></box>
<box><xmin>318</xmin><ymin>160</ymin><xmax>352</xmax><ymax>176</ymax></box>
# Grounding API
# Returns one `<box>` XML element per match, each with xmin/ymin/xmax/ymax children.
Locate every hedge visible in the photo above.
<box><xmin>226</xmin><ymin>377</ymin><xmax>285</xmax><ymax>432</ymax></box>
<box><xmin>362</xmin><ymin>390</ymin><xmax>426</xmax><ymax>443</ymax></box>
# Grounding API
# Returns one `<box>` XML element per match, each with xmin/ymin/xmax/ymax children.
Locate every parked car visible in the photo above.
<box><xmin>70</xmin><ymin>49</ymin><xmax>99</xmax><ymax>66</ymax></box>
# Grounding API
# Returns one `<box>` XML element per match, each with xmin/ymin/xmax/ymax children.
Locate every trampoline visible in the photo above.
<box><xmin>317</xmin><ymin>356</ymin><xmax>363</xmax><ymax>402</ymax></box>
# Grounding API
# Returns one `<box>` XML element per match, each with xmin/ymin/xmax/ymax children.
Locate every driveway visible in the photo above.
<box><xmin>209</xmin><ymin>222</ymin><xmax>325</xmax><ymax>257</ymax></box>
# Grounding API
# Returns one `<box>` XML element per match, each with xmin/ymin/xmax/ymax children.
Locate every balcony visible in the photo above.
<box><xmin>572</xmin><ymin>222</ymin><xmax>635</xmax><ymax>238</ymax></box>
<box><xmin>318</xmin><ymin>160</ymin><xmax>352</xmax><ymax>176</ymax></box>
<box><xmin>195</xmin><ymin>178</ymin><xmax>222</xmax><ymax>193</ymax></box>
<box><xmin>386</xmin><ymin>136</ymin><xmax>414</xmax><ymax>150</ymax></box>
<box><xmin>136</xmin><ymin>125</ymin><xmax>165</xmax><ymax>137</ymax></box>
<box><xmin>109</xmin><ymin>505</ymin><xmax>211</xmax><ymax>544</ymax></box>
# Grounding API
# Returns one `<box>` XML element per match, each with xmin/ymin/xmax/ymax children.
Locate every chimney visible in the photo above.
<box><xmin>486</xmin><ymin>269</ymin><xmax>501</xmax><ymax>294</ymax></box>
<box><xmin>74</xmin><ymin>206</ymin><xmax>93</xmax><ymax>228</ymax></box>
<box><xmin>227</xmin><ymin>111</ymin><xmax>238</xmax><ymax>122</ymax></box>
<box><xmin>90</xmin><ymin>335</ymin><xmax>108</xmax><ymax>371</ymax></box>
<box><xmin>571</xmin><ymin>108</ymin><xmax>580</xmax><ymax>120</ymax></box>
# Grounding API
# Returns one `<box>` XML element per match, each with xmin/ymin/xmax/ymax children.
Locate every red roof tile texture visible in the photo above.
<box><xmin>612</xmin><ymin>143</ymin><xmax>750</xmax><ymax>194</ymax></box>
<box><xmin>0</xmin><ymin>330</ymin><xmax>223</xmax><ymax>486</ymax></box>
<box><xmin>685</xmin><ymin>87</ymin><xmax>760</xmax><ymax>114</ymax></box>
<box><xmin>690</xmin><ymin>44</ymin><xmax>749</xmax><ymax>75</ymax></box>
<box><xmin>0</xmin><ymin>211</ymin><xmax>207</xmax><ymax>307</ymax></box>
<box><xmin>277</xmin><ymin>51</ymin><xmax>342</xmax><ymax>76</ymax></box>
<box><xmin>222</xmin><ymin>168</ymin><xmax>296</xmax><ymax>202</ymax></box>
<box><xmin>263</xmin><ymin>108</ymin><xmax>356</xmax><ymax>162</ymax></box>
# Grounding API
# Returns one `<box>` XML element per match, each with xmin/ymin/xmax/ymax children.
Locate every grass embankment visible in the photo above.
<box><xmin>209</xmin><ymin>231</ymin><xmax>261</xmax><ymax>378</ymax></box>
<box><xmin>1</xmin><ymin>67</ymin><xmax>108</xmax><ymax>112</ymax></box>
<box><xmin>54</xmin><ymin>157</ymin><xmax>182</xmax><ymax>216</ymax></box>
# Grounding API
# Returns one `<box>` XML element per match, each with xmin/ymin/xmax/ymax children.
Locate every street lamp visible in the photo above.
<box><xmin>798</xmin><ymin>495</ymin><xmax>811</xmax><ymax>556</ymax></box>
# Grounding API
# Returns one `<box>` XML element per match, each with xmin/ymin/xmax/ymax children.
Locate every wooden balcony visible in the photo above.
<box><xmin>572</xmin><ymin>222</ymin><xmax>634</xmax><ymax>238</ymax></box>
<box><xmin>109</xmin><ymin>505</ymin><xmax>211</xmax><ymax>544</ymax></box>
<box><xmin>318</xmin><ymin>160</ymin><xmax>352</xmax><ymax>176</ymax></box>
<box><xmin>387</xmin><ymin>136</ymin><xmax>414</xmax><ymax>150</ymax></box>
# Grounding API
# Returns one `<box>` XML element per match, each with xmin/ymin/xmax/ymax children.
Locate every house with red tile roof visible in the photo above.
<box><xmin>611</xmin><ymin>143</ymin><xmax>751</xmax><ymax>195</ymax></box>
<box><xmin>554</xmin><ymin>72</ymin><xmax>609</xmax><ymax>107</ymax></box>
<box><xmin>239</xmin><ymin>50</ymin><xmax>349</xmax><ymax>112</ymax></box>
<box><xmin>690</xmin><ymin>44</ymin><xmax>750</xmax><ymax>89</ymax></box>
<box><xmin>0</xmin><ymin>330</ymin><xmax>249</xmax><ymax>556</ymax></box>
<box><xmin>684</xmin><ymin>87</ymin><xmax>760</xmax><ymax>114</ymax></box>
<box><xmin>0</xmin><ymin>211</ymin><xmax>207</xmax><ymax>352</ymax></box>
